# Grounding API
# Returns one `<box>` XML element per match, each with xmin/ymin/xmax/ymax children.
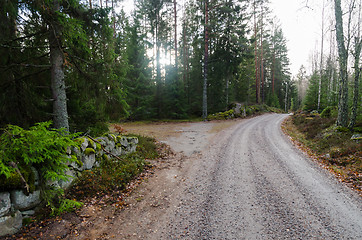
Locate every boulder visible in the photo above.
<box><xmin>0</xmin><ymin>210</ymin><xmax>22</xmax><ymax>237</ymax></box>
<box><xmin>82</xmin><ymin>153</ymin><xmax>96</xmax><ymax>170</ymax></box>
<box><xmin>21</xmin><ymin>210</ymin><xmax>35</xmax><ymax>216</ymax></box>
<box><xmin>80</xmin><ymin>137</ymin><xmax>89</xmax><ymax>152</ymax></box>
<box><xmin>10</xmin><ymin>190</ymin><xmax>41</xmax><ymax>211</ymax></box>
<box><xmin>58</xmin><ymin>169</ymin><xmax>77</xmax><ymax>189</ymax></box>
<box><xmin>0</xmin><ymin>192</ymin><xmax>11</xmax><ymax>217</ymax></box>
<box><xmin>112</xmin><ymin>147</ymin><xmax>122</xmax><ymax>156</ymax></box>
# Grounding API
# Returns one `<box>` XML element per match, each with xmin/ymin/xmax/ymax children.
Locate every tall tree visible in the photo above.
<box><xmin>348</xmin><ymin>1</ymin><xmax>362</xmax><ymax>128</ymax></box>
<box><xmin>47</xmin><ymin>0</ymin><xmax>69</xmax><ymax>131</ymax></box>
<box><xmin>202</xmin><ymin>0</ymin><xmax>209</xmax><ymax>120</ymax></box>
<box><xmin>334</xmin><ymin>0</ymin><xmax>349</xmax><ymax>127</ymax></box>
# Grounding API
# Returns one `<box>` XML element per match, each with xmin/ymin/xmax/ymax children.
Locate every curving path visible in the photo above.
<box><xmin>154</xmin><ymin>114</ymin><xmax>362</xmax><ymax>239</ymax></box>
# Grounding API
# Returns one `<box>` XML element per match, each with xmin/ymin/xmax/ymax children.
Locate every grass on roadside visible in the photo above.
<box><xmin>66</xmin><ymin>134</ymin><xmax>159</xmax><ymax>202</ymax></box>
<box><xmin>283</xmin><ymin>112</ymin><xmax>361</xmax><ymax>194</ymax></box>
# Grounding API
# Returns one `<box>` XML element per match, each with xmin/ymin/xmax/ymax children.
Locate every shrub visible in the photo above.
<box><xmin>0</xmin><ymin>121</ymin><xmax>83</xmax><ymax>215</ymax></box>
<box><xmin>321</xmin><ymin>106</ymin><xmax>338</xmax><ymax>118</ymax></box>
<box><xmin>207</xmin><ymin>110</ymin><xmax>234</xmax><ymax>120</ymax></box>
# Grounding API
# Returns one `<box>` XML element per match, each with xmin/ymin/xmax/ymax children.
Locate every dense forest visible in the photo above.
<box><xmin>0</xmin><ymin>0</ymin><xmax>360</xmax><ymax>134</ymax></box>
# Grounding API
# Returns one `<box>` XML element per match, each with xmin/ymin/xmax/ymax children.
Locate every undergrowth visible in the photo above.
<box><xmin>284</xmin><ymin>111</ymin><xmax>361</xmax><ymax>193</ymax></box>
<box><xmin>207</xmin><ymin>104</ymin><xmax>284</xmax><ymax>120</ymax></box>
<box><xmin>66</xmin><ymin>135</ymin><xmax>158</xmax><ymax>201</ymax></box>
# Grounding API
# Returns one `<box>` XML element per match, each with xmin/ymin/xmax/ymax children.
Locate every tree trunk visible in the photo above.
<box><xmin>260</xmin><ymin>6</ymin><xmax>264</xmax><ymax>103</ymax></box>
<box><xmin>174</xmin><ymin>0</ymin><xmax>178</xmax><ymax>70</ymax></box>
<box><xmin>49</xmin><ymin>0</ymin><xmax>69</xmax><ymax>131</ymax></box>
<box><xmin>202</xmin><ymin>0</ymin><xmax>209</xmax><ymax>120</ymax></box>
<box><xmin>253</xmin><ymin>0</ymin><xmax>259</xmax><ymax>104</ymax></box>
<box><xmin>284</xmin><ymin>82</ymin><xmax>288</xmax><ymax>112</ymax></box>
<box><xmin>348</xmin><ymin>37</ymin><xmax>362</xmax><ymax>129</ymax></box>
<box><xmin>156</xmin><ymin>19</ymin><xmax>162</xmax><ymax>116</ymax></box>
<box><xmin>334</xmin><ymin>0</ymin><xmax>349</xmax><ymax>127</ymax></box>
<box><xmin>317</xmin><ymin>0</ymin><xmax>325</xmax><ymax>112</ymax></box>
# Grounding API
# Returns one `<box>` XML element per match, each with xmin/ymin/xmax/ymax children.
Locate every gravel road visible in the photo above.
<box><xmin>43</xmin><ymin>114</ymin><xmax>361</xmax><ymax>239</ymax></box>
<box><xmin>150</xmin><ymin>114</ymin><xmax>362</xmax><ymax>239</ymax></box>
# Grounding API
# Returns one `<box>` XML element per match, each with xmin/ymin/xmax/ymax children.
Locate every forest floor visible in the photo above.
<box><xmin>4</xmin><ymin>114</ymin><xmax>361</xmax><ymax>239</ymax></box>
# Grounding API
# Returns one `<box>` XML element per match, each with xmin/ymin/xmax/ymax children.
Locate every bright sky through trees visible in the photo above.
<box><xmin>120</xmin><ymin>0</ymin><xmax>326</xmax><ymax>76</ymax></box>
<box><xmin>270</xmin><ymin>0</ymin><xmax>327</xmax><ymax>75</ymax></box>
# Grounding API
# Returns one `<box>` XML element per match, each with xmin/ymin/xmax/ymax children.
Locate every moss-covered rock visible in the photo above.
<box><xmin>87</xmin><ymin>138</ymin><xmax>95</xmax><ymax>149</ymax></box>
<box><xmin>0</xmin><ymin>166</ymin><xmax>35</xmax><ymax>192</ymax></box>
<box><xmin>84</xmin><ymin>148</ymin><xmax>96</xmax><ymax>155</ymax></box>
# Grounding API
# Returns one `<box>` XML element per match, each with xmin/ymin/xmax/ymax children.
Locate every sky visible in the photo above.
<box><xmin>119</xmin><ymin>0</ymin><xmax>327</xmax><ymax>76</ymax></box>
<box><xmin>269</xmin><ymin>0</ymin><xmax>328</xmax><ymax>76</ymax></box>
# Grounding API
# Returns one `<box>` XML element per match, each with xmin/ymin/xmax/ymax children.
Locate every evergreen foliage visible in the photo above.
<box><xmin>0</xmin><ymin>121</ymin><xmax>82</xmax><ymax>215</ymax></box>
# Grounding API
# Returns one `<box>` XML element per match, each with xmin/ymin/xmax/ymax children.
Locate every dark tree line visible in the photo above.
<box><xmin>0</xmin><ymin>0</ymin><xmax>293</xmax><ymax>133</ymax></box>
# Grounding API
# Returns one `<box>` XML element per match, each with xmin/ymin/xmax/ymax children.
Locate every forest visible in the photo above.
<box><xmin>0</xmin><ymin>0</ymin><xmax>360</xmax><ymax>134</ymax></box>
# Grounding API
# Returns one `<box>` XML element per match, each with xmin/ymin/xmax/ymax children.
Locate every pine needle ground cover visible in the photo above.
<box><xmin>283</xmin><ymin>112</ymin><xmax>362</xmax><ymax>194</ymax></box>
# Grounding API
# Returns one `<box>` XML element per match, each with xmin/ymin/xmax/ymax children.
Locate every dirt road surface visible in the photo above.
<box><xmin>42</xmin><ymin>114</ymin><xmax>362</xmax><ymax>239</ymax></box>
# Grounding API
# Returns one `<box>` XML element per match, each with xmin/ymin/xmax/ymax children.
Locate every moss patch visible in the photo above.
<box><xmin>84</xmin><ymin>148</ymin><xmax>96</xmax><ymax>155</ymax></box>
<box><xmin>284</xmin><ymin>112</ymin><xmax>362</xmax><ymax>194</ymax></box>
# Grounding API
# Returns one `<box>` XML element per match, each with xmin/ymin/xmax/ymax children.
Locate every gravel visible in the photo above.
<box><xmin>152</xmin><ymin>114</ymin><xmax>362</xmax><ymax>239</ymax></box>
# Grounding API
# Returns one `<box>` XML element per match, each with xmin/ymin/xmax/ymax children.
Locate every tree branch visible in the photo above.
<box><xmin>86</xmin><ymin>135</ymin><xmax>124</xmax><ymax>162</ymax></box>
<box><xmin>8</xmin><ymin>161</ymin><xmax>30</xmax><ymax>195</ymax></box>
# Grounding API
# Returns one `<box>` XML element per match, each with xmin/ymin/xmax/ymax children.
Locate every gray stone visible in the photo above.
<box><xmin>112</xmin><ymin>147</ymin><xmax>122</xmax><ymax>156</ymax></box>
<box><xmin>233</xmin><ymin>103</ymin><xmax>242</xmax><ymax>115</ymax></box>
<box><xmin>129</xmin><ymin>144</ymin><xmax>137</xmax><ymax>153</ymax></box>
<box><xmin>10</xmin><ymin>190</ymin><xmax>41</xmax><ymax>211</ymax></box>
<box><xmin>58</xmin><ymin>169</ymin><xmax>77</xmax><ymax>189</ymax></box>
<box><xmin>82</xmin><ymin>154</ymin><xmax>96</xmax><ymax>170</ymax></box>
<box><xmin>69</xmin><ymin>161</ymin><xmax>82</xmax><ymax>171</ymax></box>
<box><xmin>105</xmin><ymin>140</ymin><xmax>115</xmax><ymax>153</ymax></box>
<box><xmin>0</xmin><ymin>192</ymin><xmax>11</xmax><ymax>217</ymax></box>
<box><xmin>129</xmin><ymin>137</ymin><xmax>139</xmax><ymax>145</ymax></box>
<box><xmin>96</xmin><ymin>137</ymin><xmax>107</xmax><ymax>146</ymax></box>
<box><xmin>0</xmin><ymin>210</ymin><xmax>22</xmax><ymax>237</ymax></box>
<box><xmin>21</xmin><ymin>210</ymin><xmax>35</xmax><ymax>216</ymax></box>
<box><xmin>120</xmin><ymin>137</ymin><xmax>128</xmax><ymax>147</ymax></box>
<box><xmin>80</xmin><ymin>137</ymin><xmax>89</xmax><ymax>152</ymax></box>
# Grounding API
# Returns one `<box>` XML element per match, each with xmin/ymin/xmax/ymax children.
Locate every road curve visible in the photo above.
<box><xmin>155</xmin><ymin>114</ymin><xmax>362</xmax><ymax>239</ymax></box>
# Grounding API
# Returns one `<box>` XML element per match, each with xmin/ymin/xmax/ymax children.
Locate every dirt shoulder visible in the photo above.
<box><xmin>112</xmin><ymin>119</ymin><xmax>241</xmax><ymax>156</ymax></box>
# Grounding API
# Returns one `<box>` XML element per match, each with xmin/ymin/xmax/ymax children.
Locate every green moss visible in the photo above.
<box><xmin>336</xmin><ymin>126</ymin><xmax>349</xmax><ymax>133</ymax></box>
<box><xmin>108</xmin><ymin>134</ymin><xmax>117</xmax><ymax>142</ymax></box>
<box><xmin>84</xmin><ymin>148</ymin><xmax>96</xmax><ymax>155</ymax></box>
<box><xmin>75</xmin><ymin>137</ymin><xmax>86</xmax><ymax>145</ymax></box>
<box><xmin>116</xmin><ymin>135</ymin><xmax>123</xmax><ymax>143</ymax></box>
<box><xmin>102</xmin><ymin>154</ymin><xmax>109</xmax><ymax>161</ymax></box>
<box><xmin>87</xmin><ymin>138</ymin><xmax>95</xmax><ymax>148</ymax></box>
<box><xmin>207</xmin><ymin>109</ymin><xmax>235</xmax><ymax>120</ymax></box>
<box><xmin>95</xmin><ymin>142</ymin><xmax>101</xmax><ymax>151</ymax></box>
<box><xmin>321</xmin><ymin>106</ymin><xmax>338</xmax><ymax>118</ymax></box>
<box><xmin>0</xmin><ymin>165</ymin><xmax>36</xmax><ymax>192</ymax></box>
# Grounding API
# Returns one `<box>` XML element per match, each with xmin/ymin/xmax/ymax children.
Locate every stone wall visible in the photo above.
<box><xmin>0</xmin><ymin>134</ymin><xmax>138</xmax><ymax>237</ymax></box>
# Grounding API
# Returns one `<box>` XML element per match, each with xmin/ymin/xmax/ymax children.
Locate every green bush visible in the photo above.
<box><xmin>321</xmin><ymin>106</ymin><xmax>338</xmax><ymax>118</ymax></box>
<box><xmin>207</xmin><ymin>109</ymin><xmax>234</xmax><ymax>120</ymax></box>
<box><xmin>0</xmin><ymin>121</ymin><xmax>83</xmax><ymax>215</ymax></box>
